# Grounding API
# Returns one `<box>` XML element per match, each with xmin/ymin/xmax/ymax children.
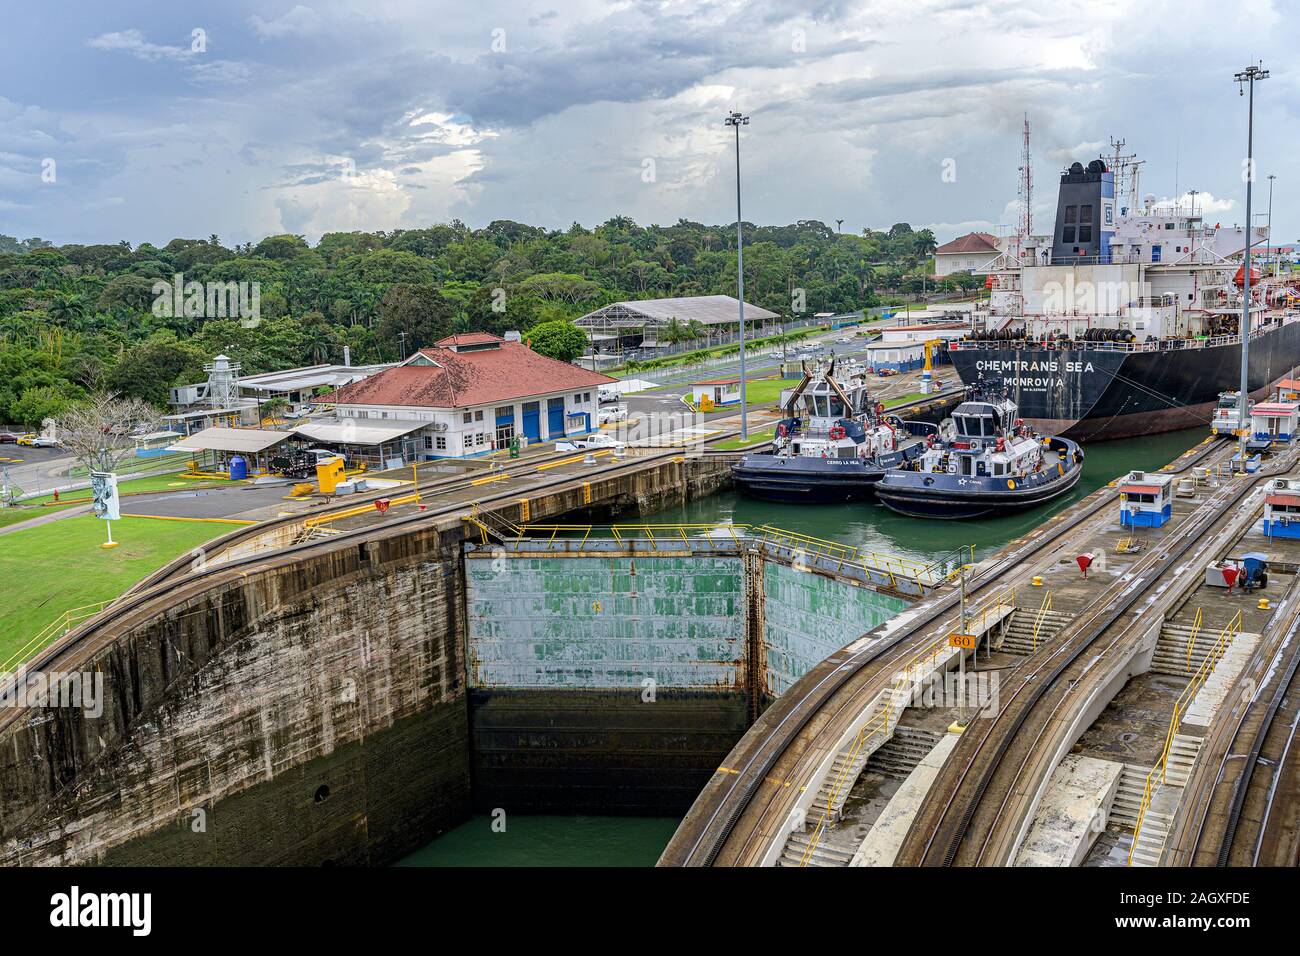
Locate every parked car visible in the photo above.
<box><xmin>597</xmin><ymin>385</ymin><xmax>623</xmax><ymax>404</ymax></box>
<box><xmin>0</xmin><ymin>431</ymin><xmax>20</xmax><ymax>443</ymax></box>
<box><xmin>597</xmin><ymin>404</ymin><xmax>628</xmax><ymax>426</ymax></box>
<box><xmin>303</xmin><ymin>447</ymin><xmax>346</xmax><ymax>464</ymax></box>
<box><xmin>30</xmin><ymin>436</ymin><xmax>61</xmax><ymax>448</ymax></box>
<box><xmin>557</xmin><ymin>432</ymin><xmax>626</xmax><ymax>452</ymax></box>
<box><xmin>876</xmin><ymin>368</ymin><xmax>899</xmax><ymax>377</ymax></box>
<box><xmin>15</xmin><ymin>434</ymin><xmax>38</xmax><ymax>446</ymax></box>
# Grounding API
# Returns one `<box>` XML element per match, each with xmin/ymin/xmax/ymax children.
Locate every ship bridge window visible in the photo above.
<box><xmin>1062</xmin><ymin>226</ymin><xmax>1076</xmax><ymax>243</ymax></box>
<box><xmin>829</xmin><ymin>396</ymin><xmax>846</xmax><ymax>417</ymax></box>
<box><xmin>1079</xmin><ymin>224</ymin><xmax>1093</xmax><ymax>243</ymax></box>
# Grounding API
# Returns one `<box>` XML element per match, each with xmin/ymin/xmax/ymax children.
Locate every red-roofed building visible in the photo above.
<box><xmin>312</xmin><ymin>334</ymin><xmax>616</xmax><ymax>462</ymax></box>
<box><xmin>934</xmin><ymin>232</ymin><xmax>1002</xmax><ymax>276</ymax></box>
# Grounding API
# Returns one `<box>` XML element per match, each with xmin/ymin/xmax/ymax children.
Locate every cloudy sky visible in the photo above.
<box><xmin>2</xmin><ymin>0</ymin><xmax>1296</xmax><ymax>248</ymax></box>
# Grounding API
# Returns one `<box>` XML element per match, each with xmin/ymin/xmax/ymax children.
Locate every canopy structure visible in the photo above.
<box><xmin>168</xmin><ymin>427</ymin><xmax>292</xmax><ymax>454</ymax></box>
<box><xmin>575</xmin><ymin>295</ymin><xmax>779</xmax><ymax>344</ymax></box>
<box><xmin>293</xmin><ymin>420</ymin><xmax>426</xmax><ymax>445</ymax></box>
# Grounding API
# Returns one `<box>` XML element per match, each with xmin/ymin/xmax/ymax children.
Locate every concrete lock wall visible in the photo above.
<box><xmin>0</xmin><ymin>526</ymin><xmax>473</xmax><ymax>867</ymax></box>
<box><xmin>762</xmin><ymin>561</ymin><xmax>909</xmax><ymax>697</ymax></box>
<box><xmin>462</xmin><ymin>543</ymin><xmax>912</xmax><ymax>815</ymax></box>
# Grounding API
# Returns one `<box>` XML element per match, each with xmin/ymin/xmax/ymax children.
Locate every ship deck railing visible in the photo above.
<box><xmin>949</xmin><ymin>323</ymin><xmax>1292</xmax><ymax>355</ymax></box>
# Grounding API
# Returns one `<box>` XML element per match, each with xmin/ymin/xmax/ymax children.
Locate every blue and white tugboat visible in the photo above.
<box><xmin>731</xmin><ymin>358</ymin><xmax>928</xmax><ymax>503</ymax></box>
<box><xmin>874</xmin><ymin>379</ymin><xmax>1084</xmax><ymax>519</ymax></box>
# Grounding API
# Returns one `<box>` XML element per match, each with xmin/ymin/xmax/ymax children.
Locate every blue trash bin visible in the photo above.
<box><xmin>229</xmin><ymin>455</ymin><xmax>248</xmax><ymax>480</ymax></box>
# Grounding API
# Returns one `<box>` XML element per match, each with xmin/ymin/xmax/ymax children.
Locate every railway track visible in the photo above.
<box><xmin>659</xmin><ymin>436</ymin><xmax>1229</xmax><ymax>866</ymax></box>
<box><xmin>1176</xmin><ymin>570</ymin><xmax>1300</xmax><ymax>867</ymax></box>
<box><xmin>896</xmin><ymin>452</ymin><xmax>1288</xmax><ymax>866</ymax></box>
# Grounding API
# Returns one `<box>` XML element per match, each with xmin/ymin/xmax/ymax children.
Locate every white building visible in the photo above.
<box><xmin>934</xmin><ymin>233</ymin><xmax>1002</xmax><ymax>276</ymax></box>
<box><xmin>312</xmin><ymin>333</ymin><xmax>616</xmax><ymax>465</ymax></box>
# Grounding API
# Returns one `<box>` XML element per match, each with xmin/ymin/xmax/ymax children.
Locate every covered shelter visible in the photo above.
<box><xmin>575</xmin><ymin>295</ymin><xmax>780</xmax><ymax>352</ymax></box>
<box><xmin>167</xmin><ymin>427</ymin><xmax>294</xmax><ymax>476</ymax></box>
<box><xmin>292</xmin><ymin>420</ymin><xmax>428</xmax><ymax>470</ymax></box>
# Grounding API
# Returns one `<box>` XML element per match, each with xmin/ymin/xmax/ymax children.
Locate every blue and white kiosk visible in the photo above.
<box><xmin>1263</xmin><ymin>477</ymin><xmax>1300</xmax><ymax>539</ymax></box>
<box><xmin>1118</xmin><ymin>470</ymin><xmax>1173</xmax><ymax>528</ymax></box>
<box><xmin>1250</xmin><ymin>401</ymin><xmax>1300</xmax><ymax>448</ymax></box>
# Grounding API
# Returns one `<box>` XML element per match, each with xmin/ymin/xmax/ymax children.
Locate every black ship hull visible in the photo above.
<box><xmin>874</xmin><ymin>439</ymin><xmax>1084</xmax><ymax>519</ymax></box>
<box><xmin>949</xmin><ymin>319</ymin><xmax>1300</xmax><ymax>441</ymax></box>
<box><xmin>732</xmin><ymin>443</ymin><xmax>922</xmax><ymax>504</ymax></box>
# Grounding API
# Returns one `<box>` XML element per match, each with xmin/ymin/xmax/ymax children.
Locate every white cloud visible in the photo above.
<box><xmin>250</xmin><ymin>6</ymin><xmax>323</xmax><ymax>40</ymax></box>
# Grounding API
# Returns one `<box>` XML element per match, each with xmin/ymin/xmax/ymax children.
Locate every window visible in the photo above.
<box><xmin>1064</xmin><ymin>205</ymin><xmax>1078</xmax><ymax>224</ymax></box>
<box><xmin>463</xmin><ymin>435</ymin><xmax>473</xmax><ymax>449</ymax></box>
<box><xmin>1062</xmin><ymin>226</ymin><xmax>1076</xmax><ymax>243</ymax></box>
<box><xmin>583</xmin><ymin>392</ymin><xmax>591</xmax><ymax>403</ymax></box>
<box><xmin>435</xmin><ymin>436</ymin><xmax>447</xmax><ymax>450</ymax></box>
<box><xmin>475</xmin><ymin>433</ymin><xmax>486</xmax><ymax>446</ymax></box>
<box><xmin>424</xmin><ymin>436</ymin><xmax>433</xmax><ymax>450</ymax></box>
<box><xmin>1079</xmin><ymin>224</ymin><xmax>1092</xmax><ymax>243</ymax></box>
<box><xmin>474</xmin><ymin>410</ymin><xmax>484</xmax><ymax>422</ymax></box>
<box><xmin>1079</xmin><ymin>204</ymin><xmax>1092</xmax><ymax>224</ymax></box>
<box><xmin>574</xmin><ymin>394</ymin><xmax>582</xmax><ymax>403</ymax></box>
<box><xmin>463</xmin><ymin>412</ymin><xmax>472</xmax><ymax>424</ymax></box>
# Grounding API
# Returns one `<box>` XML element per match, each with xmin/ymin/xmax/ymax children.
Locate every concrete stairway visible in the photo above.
<box><xmin>806</xmin><ymin>698</ymin><xmax>893</xmax><ymax>824</ymax></box>
<box><xmin>999</xmin><ymin>607</ymin><xmax>1074</xmax><ymax>655</ymax></box>
<box><xmin>1163</xmin><ymin>733</ymin><xmax>1203</xmax><ymax>787</ymax></box>
<box><xmin>1151</xmin><ymin>619</ymin><xmax>1223</xmax><ymax>676</ymax></box>
<box><xmin>864</xmin><ymin>726</ymin><xmax>943</xmax><ymax>779</ymax></box>
<box><xmin>779</xmin><ymin>830</ymin><xmax>858</xmax><ymax>867</ymax></box>
<box><xmin>1125</xmin><ymin>785</ymin><xmax>1182</xmax><ymax>867</ymax></box>
<box><xmin>1107</xmin><ymin>763</ymin><xmax>1152</xmax><ymax>829</ymax></box>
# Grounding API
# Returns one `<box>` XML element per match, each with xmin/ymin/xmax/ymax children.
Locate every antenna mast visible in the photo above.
<box><xmin>1016</xmin><ymin>114</ymin><xmax>1033</xmax><ymax>255</ymax></box>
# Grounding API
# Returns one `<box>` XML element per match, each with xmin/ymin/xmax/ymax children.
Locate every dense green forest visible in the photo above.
<box><xmin>0</xmin><ymin>217</ymin><xmax>974</xmax><ymax>426</ymax></box>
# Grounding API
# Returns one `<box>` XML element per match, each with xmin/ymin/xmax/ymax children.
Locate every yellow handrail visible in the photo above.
<box><xmin>1031</xmin><ymin>590</ymin><xmax>1053</xmax><ymax>651</ymax></box>
<box><xmin>0</xmin><ymin>600</ymin><xmax>113</xmax><ymax>676</ymax></box>
<box><xmin>796</xmin><ymin>586</ymin><xmax>1016</xmax><ymax>865</ymax></box>
<box><xmin>1185</xmin><ymin>607</ymin><xmax>1204</xmax><ymax>673</ymax></box>
<box><xmin>1128</xmin><ymin>609</ymin><xmax>1242</xmax><ymax>865</ymax></box>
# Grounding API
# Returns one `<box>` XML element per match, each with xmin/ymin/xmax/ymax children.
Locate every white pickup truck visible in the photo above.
<box><xmin>556</xmin><ymin>432</ymin><xmax>626</xmax><ymax>452</ymax></box>
<box><xmin>597</xmin><ymin>404</ymin><xmax>628</xmax><ymax>425</ymax></box>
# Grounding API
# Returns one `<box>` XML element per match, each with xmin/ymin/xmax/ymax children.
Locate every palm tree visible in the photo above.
<box><xmin>48</xmin><ymin>293</ymin><xmax>87</xmax><ymax>328</ymax></box>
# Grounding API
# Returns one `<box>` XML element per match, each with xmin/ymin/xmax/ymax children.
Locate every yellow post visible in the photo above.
<box><xmin>412</xmin><ymin>461</ymin><xmax>420</xmax><ymax>505</ymax></box>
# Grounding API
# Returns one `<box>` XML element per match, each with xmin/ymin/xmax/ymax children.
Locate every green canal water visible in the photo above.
<box><xmin>405</xmin><ymin>427</ymin><xmax>1209</xmax><ymax>867</ymax></box>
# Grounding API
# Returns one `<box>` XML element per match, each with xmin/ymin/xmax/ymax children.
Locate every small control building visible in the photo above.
<box><xmin>1263</xmin><ymin>477</ymin><xmax>1300</xmax><ymax>539</ymax></box>
<box><xmin>1250</xmin><ymin>401</ymin><xmax>1300</xmax><ymax>446</ymax></box>
<box><xmin>1118</xmin><ymin>469</ymin><xmax>1173</xmax><ymax>528</ymax></box>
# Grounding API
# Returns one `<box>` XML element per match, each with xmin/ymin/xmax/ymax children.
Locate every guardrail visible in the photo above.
<box><xmin>1</xmin><ymin>600</ymin><xmax>113</xmax><ymax>676</ymax></box>
<box><xmin>794</xmin><ymin>584</ymin><xmax>1016</xmax><ymax>864</ymax></box>
<box><xmin>1031</xmin><ymin>590</ymin><xmax>1054</xmax><ymax>651</ymax></box>
<box><xmin>1128</xmin><ymin>608</ymin><xmax>1243</xmax><ymax>866</ymax></box>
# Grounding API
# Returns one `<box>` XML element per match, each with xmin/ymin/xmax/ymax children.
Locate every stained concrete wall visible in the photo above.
<box><xmin>0</xmin><ymin>526</ymin><xmax>472</xmax><ymax>867</ymax></box>
<box><xmin>461</xmin><ymin>541</ymin><xmax>914</xmax><ymax>814</ymax></box>
<box><xmin>467</xmin><ymin>553</ymin><xmax>746</xmax><ymax>690</ymax></box>
<box><xmin>762</xmin><ymin>562</ymin><xmax>909</xmax><ymax>697</ymax></box>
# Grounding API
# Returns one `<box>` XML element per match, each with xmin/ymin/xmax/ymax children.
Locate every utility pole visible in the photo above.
<box><xmin>726</xmin><ymin>110</ymin><xmax>751</xmax><ymax>439</ymax></box>
<box><xmin>1235</xmin><ymin>63</ymin><xmax>1268</xmax><ymax>464</ymax></box>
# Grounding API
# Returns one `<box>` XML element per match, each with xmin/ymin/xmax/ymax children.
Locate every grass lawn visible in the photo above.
<box><xmin>713</xmin><ymin>426</ymin><xmax>777</xmax><ymax>451</ymax></box>
<box><xmin>884</xmin><ymin>391</ymin><xmax>928</xmax><ymax>408</ymax></box>
<box><xmin>20</xmin><ymin>472</ymin><xmax>233</xmax><ymax>508</ymax></box>
<box><xmin>744</xmin><ymin>377</ymin><xmax>801</xmax><ymax>405</ymax></box>
<box><xmin>0</xmin><ymin>514</ymin><xmax>230</xmax><ymax>667</ymax></box>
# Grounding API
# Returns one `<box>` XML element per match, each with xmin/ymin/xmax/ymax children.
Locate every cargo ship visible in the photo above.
<box><xmin>948</xmin><ymin>152</ymin><xmax>1300</xmax><ymax>441</ymax></box>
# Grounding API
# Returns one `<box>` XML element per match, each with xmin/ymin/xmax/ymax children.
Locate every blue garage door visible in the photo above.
<box><xmin>521</xmin><ymin>402</ymin><xmax>541</xmax><ymax>441</ymax></box>
<box><xmin>547</xmin><ymin>397</ymin><xmax>565</xmax><ymax>437</ymax></box>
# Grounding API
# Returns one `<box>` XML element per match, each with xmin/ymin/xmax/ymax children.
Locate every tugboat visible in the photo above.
<box><xmin>731</xmin><ymin>358</ymin><xmax>929</xmax><ymax>503</ymax></box>
<box><xmin>873</xmin><ymin>379</ymin><xmax>1084</xmax><ymax>519</ymax></box>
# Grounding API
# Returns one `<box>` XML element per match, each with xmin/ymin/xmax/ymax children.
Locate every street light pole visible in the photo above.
<box><xmin>726</xmin><ymin>110</ymin><xmax>750</xmax><ymax>440</ymax></box>
<box><xmin>1235</xmin><ymin>63</ymin><xmax>1268</xmax><ymax>464</ymax></box>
